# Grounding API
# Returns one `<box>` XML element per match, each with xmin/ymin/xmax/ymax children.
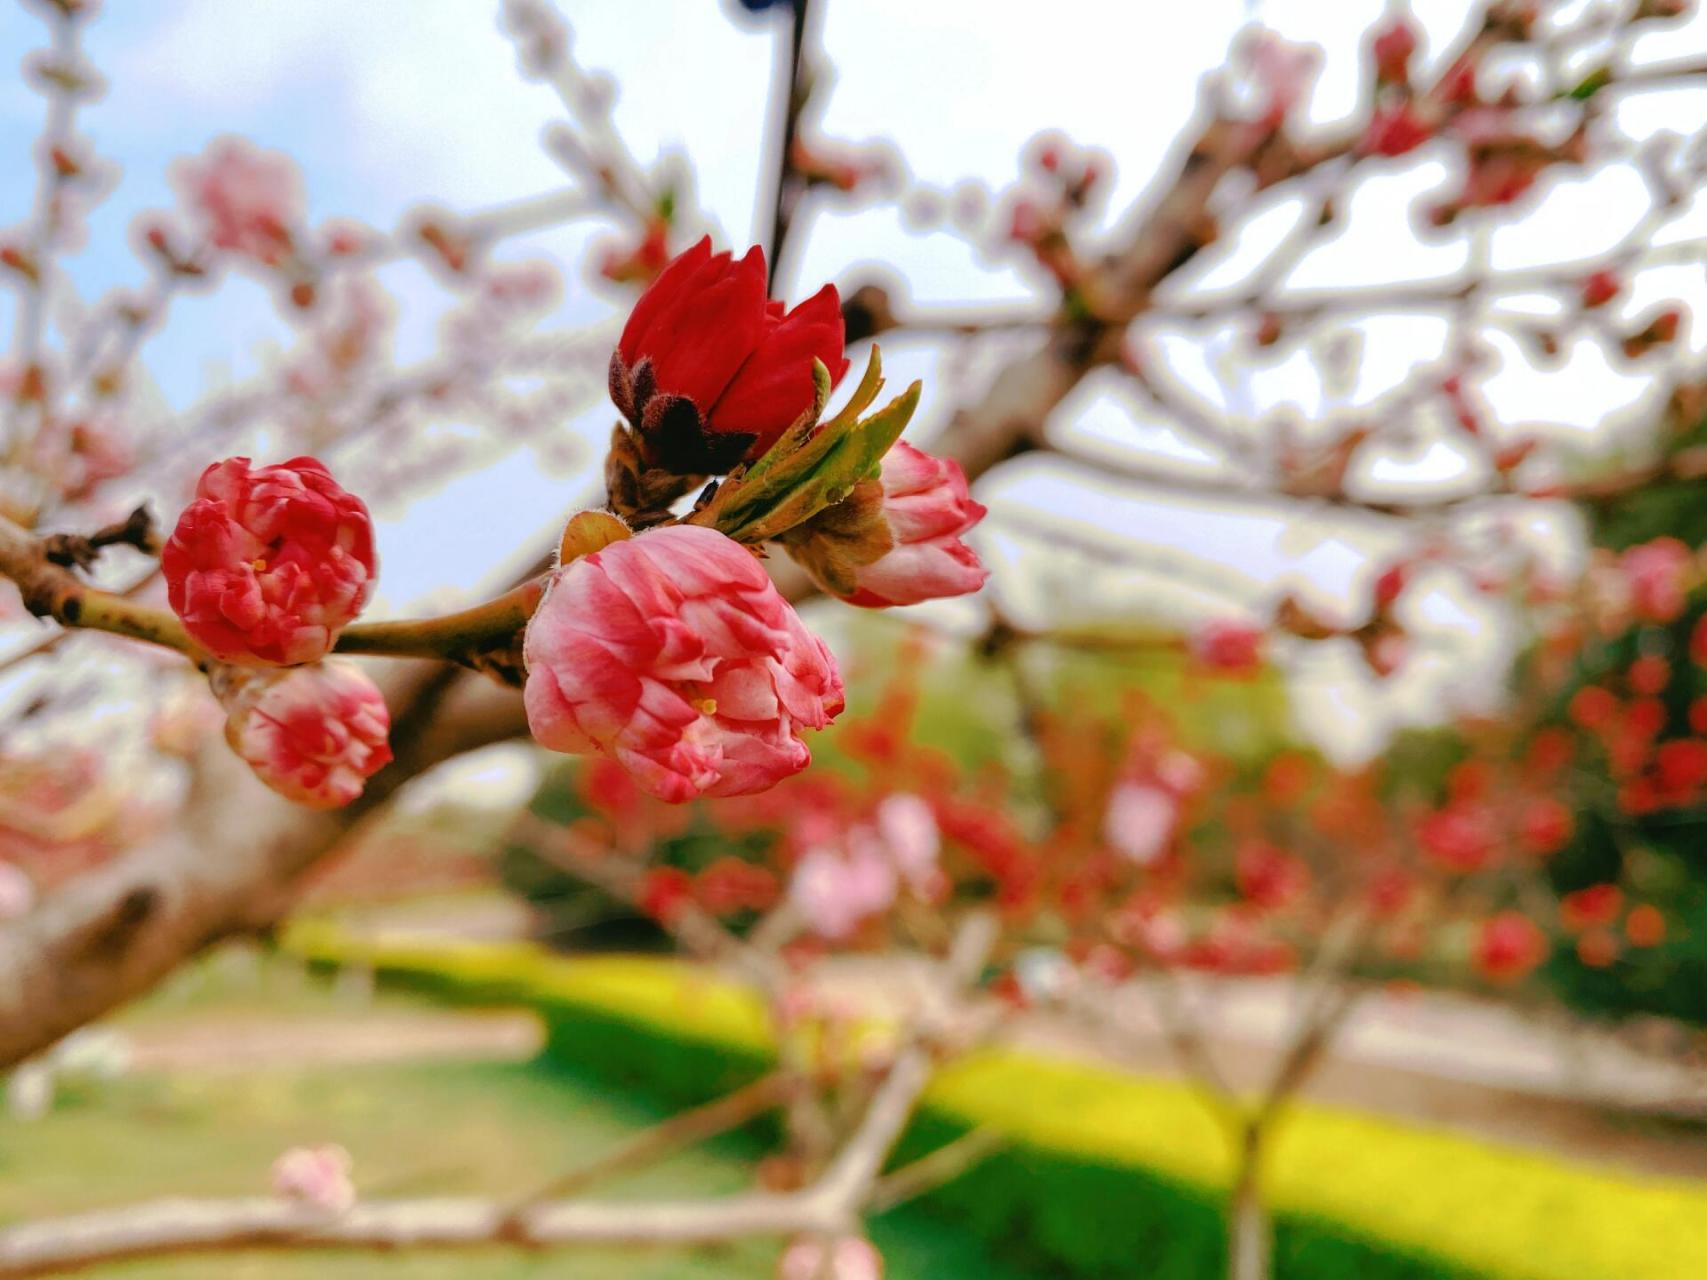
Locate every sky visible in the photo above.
<box><xmin>4</xmin><ymin>0</ymin><xmax>1707</xmax><ymax>762</ymax></box>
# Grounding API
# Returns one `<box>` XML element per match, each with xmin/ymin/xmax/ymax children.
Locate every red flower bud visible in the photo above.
<box><xmin>639</xmin><ymin>867</ymin><xmax>695</xmax><ymax>924</ymax></box>
<box><xmin>1625</xmin><ymin>903</ymin><xmax>1666</xmax><ymax>948</ymax></box>
<box><xmin>1474</xmin><ymin>911</ymin><xmax>1547</xmax><ymax>983</ymax></box>
<box><xmin>1627</xmin><ymin>655</ymin><xmax>1670</xmax><ymax>696</ymax></box>
<box><xmin>219</xmin><ymin>662</ymin><xmax>391</xmax><ymax>808</ymax></box>
<box><xmin>1576</xmin><ymin>929</ymin><xmax>1619</xmax><ymax>969</ymax></box>
<box><xmin>1569</xmin><ymin>685</ymin><xmax>1618</xmax><ymax>730</ymax></box>
<box><xmin>1418</xmin><ymin>803</ymin><xmax>1496</xmax><ymax>873</ymax></box>
<box><xmin>1235</xmin><ymin>839</ymin><xmax>1309</xmax><ymax>910</ymax></box>
<box><xmin>610</xmin><ymin>237</ymin><xmax>849</xmax><ymax>472</ymax></box>
<box><xmin>1580</xmin><ymin>270</ymin><xmax>1620</xmax><ymax>308</ymax></box>
<box><xmin>1370</xmin><ymin>16</ymin><xmax>1418</xmax><ymax>84</ymax></box>
<box><xmin>1517</xmin><ymin>796</ymin><xmax>1573</xmax><ymax>856</ymax></box>
<box><xmin>1190</xmin><ymin>619</ymin><xmax>1264</xmax><ymax>675</ymax></box>
<box><xmin>1373</xmin><ymin>562</ymin><xmax>1408</xmax><ymax>610</ymax></box>
<box><xmin>163</xmin><ymin>456</ymin><xmax>377</xmax><ymax>665</ymax></box>
<box><xmin>1655</xmin><ymin>738</ymin><xmax>1707</xmax><ymax>794</ymax></box>
<box><xmin>1560</xmin><ymin>883</ymin><xmax>1622</xmax><ymax>932</ymax></box>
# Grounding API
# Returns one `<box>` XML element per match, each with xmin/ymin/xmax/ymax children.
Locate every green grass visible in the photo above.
<box><xmin>106</xmin><ymin>938</ymin><xmax>405</xmax><ymax>1025</ymax></box>
<box><xmin>1</xmin><ymin>963</ymin><xmax>1047</xmax><ymax>1279</ymax></box>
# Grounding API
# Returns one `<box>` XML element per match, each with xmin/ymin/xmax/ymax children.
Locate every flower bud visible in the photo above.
<box><xmin>163</xmin><ymin>456</ymin><xmax>377</xmax><ymax>665</ymax></box>
<box><xmin>522</xmin><ymin>524</ymin><xmax>844</xmax><ymax>802</ymax></box>
<box><xmin>609</xmin><ymin>237</ymin><xmax>849</xmax><ymax>472</ymax></box>
<box><xmin>219</xmin><ymin>662</ymin><xmax>392</xmax><ymax>808</ymax></box>
<box><xmin>836</xmin><ymin>442</ymin><xmax>988</xmax><ymax>608</ymax></box>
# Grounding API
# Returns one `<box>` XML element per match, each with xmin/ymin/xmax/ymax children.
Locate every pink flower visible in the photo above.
<box><xmin>220</xmin><ymin>662</ymin><xmax>393</xmax><ymax>809</ymax></box>
<box><xmin>1240</xmin><ymin>30</ymin><xmax>1320</xmax><ymax>129</ymax></box>
<box><xmin>30</xmin><ymin>415</ymin><xmax>134</xmax><ymax>503</ymax></box>
<box><xmin>271</xmin><ymin>1144</ymin><xmax>355</xmax><ymax>1213</ymax></box>
<box><xmin>1417</xmin><ymin>803</ymin><xmax>1496</xmax><ymax>873</ymax></box>
<box><xmin>779</xmin><ymin>1237</ymin><xmax>884</xmax><ymax>1280</ymax></box>
<box><xmin>788</xmin><ymin>795</ymin><xmax>941</xmax><ymax>937</ymax></box>
<box><xmin>789</xmin><ymin>841</ymin><xmax>897</xmax><ymax>940</ymax></box>
<box><xmin>843</xmin><ymin>443</ymin><xmax>988</xmax><ymax>608</ymax></box>
<box><xmin>612</xmin><ymin>237</ymin><xmax>850</xmax><ymax>471</ymax></box>
<box><xmin>1103</xmin><ymin>782</ymin><xmax>1177</xmax><ymax>866</ymax></box>
<box><xmin>1622</xmin><ymin>537</ymin><xmax>1693</xmax><ymax>624</ymax></box>
<box><xmin>875</xmin><ymin>793</ymin><xmax>939</xmax><ymax>890</ymax></box>
<box><xmin>1191</xmin><ymin>620</ymin><xmax>1263</xmax><ymax>675</ymax></box>
<box><xmin>172</xmin><ymin>139</ymin><xmax>302</xmax><ymax>267</ymax></box>
<box><xmin>163</xmin><ymin>456</ymin><xmax>377</xmax><ymax>665</ymax></box>
<box><xmin>523</xmin><ymin>525</ymin><xmax>844</xmax><ymax>803</ymax></box>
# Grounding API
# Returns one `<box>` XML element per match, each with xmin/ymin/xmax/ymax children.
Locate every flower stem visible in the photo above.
<box><xmin>334</xmin><ymin>577</ymin><xmax>546</xmax><ymax>661</ymax></box>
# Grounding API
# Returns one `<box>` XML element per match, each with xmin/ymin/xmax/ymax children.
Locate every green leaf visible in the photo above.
<box><xmin>684</xmin><ymin>346</ymin><xmax>921</xmax><ymax>545</ymax></box>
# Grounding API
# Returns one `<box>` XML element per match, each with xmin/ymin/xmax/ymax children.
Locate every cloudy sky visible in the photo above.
<box><xmin>4</xmin><ymin>0</ymin><xmax>1706</xmax><ymax>759</ymax></box>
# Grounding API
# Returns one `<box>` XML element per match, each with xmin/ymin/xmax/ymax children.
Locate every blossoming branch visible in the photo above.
<box><xmin>0</xmin><ymin>236</ymin><xmax>991</xmax><ymax>809</ymax></box>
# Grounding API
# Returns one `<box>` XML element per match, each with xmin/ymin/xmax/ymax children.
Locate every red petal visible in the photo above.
<box><xmin>617</xmin><ymin>235</ymin><xmax>713</xmax><ymax>363</ymax></box>
<box><xmin>709</xmin><ymin>283</ymin><xmax>847</xmax><ymax>454</ymax></box>
<box><xmin>643</xmin><ymin>246</ymin><xmax>768</xmax><ymax>411</ymax></box>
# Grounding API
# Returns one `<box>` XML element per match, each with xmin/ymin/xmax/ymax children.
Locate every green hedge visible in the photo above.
<box><xmin>286</xmin><ymin>923</ymin><xmax>1707</xmax><ymax>1280</ymax></box>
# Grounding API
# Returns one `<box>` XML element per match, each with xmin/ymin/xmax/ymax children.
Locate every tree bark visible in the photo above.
<box><xmin>0</xmin><ymin>666</ymin><xmax>524</xmax><ymax>1068</ymax></box>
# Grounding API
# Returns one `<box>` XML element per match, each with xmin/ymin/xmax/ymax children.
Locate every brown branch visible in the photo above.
<box><xmin>0</xmin><ymin>512</ymin><xmax>199</xmax><ymax>659</ymax></box>
<box><xmin>763</xmin><ymin>0</ymin><xmax>811</xmax><ymax>290</ymax></box>
<box><xmin>866</xmin><ymin>1127</ymin><xmax>1006</xmax><ymax>1212</ymax></box>
<box><xmin>1</xmin><ymin>4</ymin><xmax>86</xmax><ymax>458</ymax></box>
<box><xmin>0</xmin><ymin>1192</ymin><xmax>840</xmax><ymax>1278</ymax></box>
<box><xmin>503</xmin><ymin>1072</ymin><xmax>788</xmax><ymax>1219</ymax></box>
<box><xmin>0</xmin><ymin>563</ymin><xmax>161</xmax><ymax>676</ymax></box>
<box><xmin>1148</xmin><ymin>236</ymin><xmax>1707</xmax><ymax>325</ymax></box>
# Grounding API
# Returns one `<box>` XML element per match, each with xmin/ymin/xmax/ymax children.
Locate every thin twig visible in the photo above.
<box><xmin>866</xmin><ymin>1128</ymin><xmax>1006</xmax><ymax>1212</ymax></box>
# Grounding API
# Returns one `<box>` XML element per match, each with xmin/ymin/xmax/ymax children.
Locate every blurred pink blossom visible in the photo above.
<box><xmin>1622</xmin><ymin>538</ymin><xmax>1693</xmax><ymax>624</ymax></box>
<box><xmin>271</xmin><ymin>1144</ymin><xmax>355</xmax><ymax>1213</ymax></box>
<box><xmin>874</xmin><ymin>793</ymin><xmax>939</xmax><ymax>890</ymax></box>
<box><xmin>1103</xmin><ymin>782</ymin><xmax>1177</xmax><ymax>866</ymax></box>
<box><xmin>172</xmin><ymin>138</ymin><xmax>301</xmax><ymax>267</ymax></box>
<box><xmin>789</xmin><ymin>841</ymin><xmax>897</xmax><ymax>940</ymax></box>
<box><xmin>778</xmin><ymin>1236</ymin><xmax>884</xmax><ymax>1280</ymax></box>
